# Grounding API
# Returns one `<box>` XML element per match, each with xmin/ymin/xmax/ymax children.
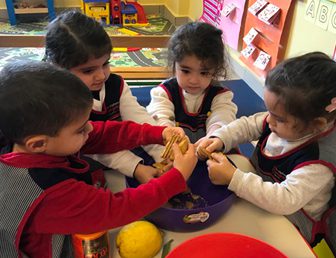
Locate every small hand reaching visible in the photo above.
<box><xmin>152</xmin><ymin>159</ymin><xmax>173</xmax><ymax>175</ymax></box>
<box><xmin>160</xmin><ymin>160</ymin><xmax>173</xmax><ymax>174</ymax></box>
<box><xmin>206</xmin><ymin>152</ymin><xmax>236</xmax><ymax>185</ymax></box>
<box><xmin>162</xmin><ymin>126</ymin><xmax>185</xmax><ymax>145</ymax></box>
<box><xmin>134</xmin><ymin>163</ymin><xmax>161</xmax><ymax>184</ymax></box>
<box><xmin>195</xmin><ymin>137</ymin><xmax>224</xmax><ymax>160</ymax></box>
<box><xmin>172</xmin><ymin>142</ymin><xmax>197</xmax><ymax>181</ymax></box>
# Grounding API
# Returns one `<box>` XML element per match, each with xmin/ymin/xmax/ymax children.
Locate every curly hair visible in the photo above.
<box><xmin>167</xmin><ymin>22</ymin><xmax>228</xmax><ymax>80</ymax></box>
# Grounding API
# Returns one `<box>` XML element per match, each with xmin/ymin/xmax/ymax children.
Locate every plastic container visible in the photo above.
<box><xmin>72</xmin><ymin>231</ymin><xmax>110</xmax><ymax>258</ymax></box>
<box><xmin>126</xmin><ymin>161</ymin><xmax>236</xmax><ymax>232</ymax></box>
<box><xmin>166</xmin><ymin>233</ymin><xmax>287</xmax><ymax>258</ymax></box>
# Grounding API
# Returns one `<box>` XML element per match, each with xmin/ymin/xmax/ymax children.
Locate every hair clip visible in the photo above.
<box><xmin>325</xmin><ymin>97</ymin><xmax>336</xmax><ymax>113</ymax></box>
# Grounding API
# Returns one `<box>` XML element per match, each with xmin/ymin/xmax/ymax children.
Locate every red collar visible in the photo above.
<box><xmin>0</xmin><ymin>152</ymin><xmax>89</xmax><ymax>173</ymax></box>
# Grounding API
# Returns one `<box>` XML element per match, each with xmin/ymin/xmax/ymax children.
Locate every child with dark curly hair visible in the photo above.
<box><xmin>147</xmin><ymin>22</ymin><xmax>237</xmax><ymax>144</ymax></box>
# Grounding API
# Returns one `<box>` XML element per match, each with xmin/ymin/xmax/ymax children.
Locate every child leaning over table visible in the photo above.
<box><xmin>197</xmin><ymin>52</ymin><xmax>336</xmax><ymax>250</ymax></box>
<box><xmin>146</xmin><ymin>22</ymin><xmax>237</xmax><ymax>144</ymax></box>
<box><xmin>0</xmin><ymin>61</ymin><xmax>197</xmax><ymax>257</ymax></box>
<box><xmin>44</xmin><ymin>10</ymin><xmax>166</xmax><ymax>184</ymax></box>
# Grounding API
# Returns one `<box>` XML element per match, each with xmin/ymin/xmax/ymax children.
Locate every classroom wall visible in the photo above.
<box><xmin>139</xmin><ymin>0</ymin><xmax>165</xmax><ymax>4</ymax></box>
<box><xmin>165</xmin><ymin>0</ymin><xmax>189</xmax><ymax>16</ymax></box>
<box><xmin>136</xmin><ymin>0</ymin><xmax>194</xmax><ymax>18</ymax></box>
<box><xmin>188</xmin><ymin>0</ymin><xmax>203</xmax><ymax>20</ymax></box>
<box><xmin>54</xmin><ymin>0</ymin><xmax>79</xmax><ymax>8</ymax></box>
<box><xmin>285</xmin><ymin>1</ymin><xmax>335</xmax><ymax>57</ymax></box>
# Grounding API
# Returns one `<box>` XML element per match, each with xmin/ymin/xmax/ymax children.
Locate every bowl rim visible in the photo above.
<box><xmin>167</xmin><ymin>232</ymin><xmax>288</xmax><ymax>258</ymax></box>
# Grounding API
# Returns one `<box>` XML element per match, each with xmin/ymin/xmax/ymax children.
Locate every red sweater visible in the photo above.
<box><xmin>0</xmin><ymin>120</ymin><xmax>186</xmax><ymax>257</ymax></box>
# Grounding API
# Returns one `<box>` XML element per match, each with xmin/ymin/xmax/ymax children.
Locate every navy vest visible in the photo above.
<box><xmin>90</xmin><ymin>74</ymin><xmax>154</xmax><ymax>165</ymax></box>
<box><xmin>251</xmin><ymin>122</ymin><xmax>336</xmax><ymax>253</ymax></box>
<box><xmin>90</xmin><ymin>74</ymin><xmax>123</xmax><ymax>122</ymax></box>
<box><xmin>252</xmin><ymin>123</ymin><xmax>319</xmax><ymax>182</ymax></box>
<box><xmin>161</xmin><ymin>78</ymin><xmax>226</xmax><ymax>143</ymax></box>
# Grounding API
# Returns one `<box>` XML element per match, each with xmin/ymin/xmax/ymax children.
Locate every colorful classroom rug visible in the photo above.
<box><xmin>0</xmin><ymin>47</ymin><xmax>167</xmax><ymax>70</ymax></box>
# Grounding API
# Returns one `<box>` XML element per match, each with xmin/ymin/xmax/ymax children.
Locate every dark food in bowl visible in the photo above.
<box><xmin>166</xmin><ymin>188</ymin><xmax>208</xmax><ymax>209</ymax></box>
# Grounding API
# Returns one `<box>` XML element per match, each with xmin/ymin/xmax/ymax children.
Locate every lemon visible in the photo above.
<box><xmin>116</xmin><ymin>221</ymin><xmax>163</xmax><ymax>258</ymax></box>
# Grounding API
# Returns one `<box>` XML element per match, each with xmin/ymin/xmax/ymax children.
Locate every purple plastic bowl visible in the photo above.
<box><xmin>126</xmin><ymin>161</ymin><xmax>236</xmax><ymax>232</ymax></box>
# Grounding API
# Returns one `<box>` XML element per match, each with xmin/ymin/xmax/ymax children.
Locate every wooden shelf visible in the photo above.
<box><xmin>5</xmin><ymin>0</ymin><xmax>55</xmax><ymax>25</ymax></box>
<box><xmin>14</xmin><ymin>8</ymin><xmax>48</xmax><ymax>14</ymax></box>
<box><xmin>110</xmin><ymin>66</ymin><xmax>170</xmax><ymax>79</ymax></box>
<box><xmin>0</xmin><ymin>34</ymin><xmax>170</xmax><ymax>48</ymax></box>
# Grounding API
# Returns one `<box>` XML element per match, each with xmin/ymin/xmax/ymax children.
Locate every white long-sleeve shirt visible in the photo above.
<box><xmin>212</xmin><ymin>112</ymin><xmax>335</xmax><ymax>219</ymax></box>
<box><xmin>88</xmin><ymin>82</ymin><xmax>165</xmax><ymax>177</ymax></box>
<box><xmin>146</xmin><ymin>84</ymin><xmax>237</xmax><ymax>135</ymax></box>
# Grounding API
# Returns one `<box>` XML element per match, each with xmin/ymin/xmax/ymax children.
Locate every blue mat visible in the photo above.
<box><xmin>222</xmin><ymin>80</ymin><xmax>266</xmax><ymax>118</ymax></box>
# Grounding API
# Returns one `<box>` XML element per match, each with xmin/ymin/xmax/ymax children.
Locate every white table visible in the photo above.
<box><xmin>105</xmin><ymin>155</ymin><xmax>316</xmax><ymax>258</ymax></box>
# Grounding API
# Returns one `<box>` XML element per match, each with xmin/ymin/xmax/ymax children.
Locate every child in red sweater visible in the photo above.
<box><xmin>0</xmin><ymin>61</ymin><xmax>197</xmax><ymax>257</ymax></box>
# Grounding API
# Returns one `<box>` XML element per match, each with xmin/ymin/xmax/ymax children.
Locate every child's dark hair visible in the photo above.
<box><xmin>0</xmin><ymin>61</ymin><xmax>92</xmax><ymax>147</ymax></box>
<box><xmin>45</xmin><ymin>10</ymin><xmax>112</xmax><ymax>69</ymax></box>
<box><xmin>265</xmin><ymin>52</ymin><xmax>336</xmax><ymax>125</ymax></box>
<box><xmin>167</xmin><ymin>22</ymin><xmax>228</xmax><ymax>79</ymax></box>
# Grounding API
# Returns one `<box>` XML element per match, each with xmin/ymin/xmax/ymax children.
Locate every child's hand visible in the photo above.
<box><xmin>172</xmin><ymin>142</ymin><xmax>197</xmax><ymax>181</ymax></box>
<box><xmin>195</xmin><ymin>137</ymin><xmax>224</xmax><ymax>154</ymax></box>
<box><xmin>161</xmin><ymin>159</ymin><xmax>173</xmax><ymax>173</ymax></box>
<box><xmin>134</xmin><ymin>163</ymin><xmax>161</xmax><ymax>184</ymax></box>
<box><xmin>152</xmin><ymin>159</ymin><xmax>173</xmax><ymax>175</ymax></box>
<box><xmin>206</xmin><ymin>153</ymin><xmax>236</xmax><ymax>185</ymax></box>
<box><xmin>162</xmin><ymin>127</ymin><xmax>185</xmax><ymax>145</ymax></box>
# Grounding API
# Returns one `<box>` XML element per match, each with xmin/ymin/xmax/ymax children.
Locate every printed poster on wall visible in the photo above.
<box><xmin>218</xmin><ymin>0</ymin><xmax>247</xmax><ymax>50</ymax></box>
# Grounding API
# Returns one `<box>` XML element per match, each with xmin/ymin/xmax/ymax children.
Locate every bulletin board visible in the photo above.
<box><xmin>200</xmin><ymin>0</ymin><xmax>247</xmax><ymax>50</ymax></box>
<box><xmin>239</xmin><ymin>0</ymin><xmax>294</xmax><ymax>77</ymax></box>
<box><xmin>217</xmin><ymin>0</ymin><xmax>248</xmax><ymax>50</ymax></box>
